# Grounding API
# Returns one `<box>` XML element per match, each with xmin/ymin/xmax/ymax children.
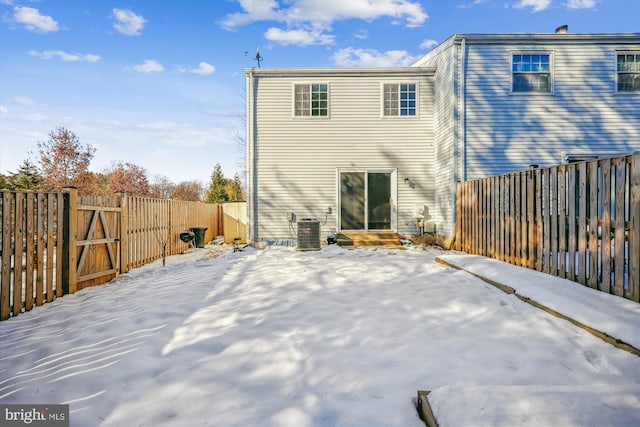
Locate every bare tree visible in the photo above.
<box><xmin>37</xmin><ymin>127</ymin><xmax>96</xmax><ymax>194</ymax></box>
<box><xmin>149</xmin><ymin>174</ymin><xmax>175</xmax><ymax>199</ymax></box>
<box><xmin>104</xmin><ymin>161</ymin><xmax>151</xmax><ymax>196</ymax></box>
<box><xmin>173</xmin><ymin>180</ymin><xmax>204</xmax><ymax>201</ymax></box>
<box><xmin>153</xmin><ymin>214</ymin><xmax>171</xmax><ymax>266</ymax></box>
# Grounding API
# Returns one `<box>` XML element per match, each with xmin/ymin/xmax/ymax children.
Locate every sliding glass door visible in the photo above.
<box><xmin>339</xmin><ymin>170</ymin><xmax>395</xmax><ymax>231</ymax></box>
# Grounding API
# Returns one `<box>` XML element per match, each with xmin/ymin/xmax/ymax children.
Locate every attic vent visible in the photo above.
<box><xmin>555</xmin><ymin>25</ymin><xmax>568</xmax><ymax>34</ymax></box>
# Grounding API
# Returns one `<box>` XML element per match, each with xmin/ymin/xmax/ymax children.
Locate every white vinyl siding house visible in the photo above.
<box><xmin>412</xmin><ymin>32</ymin><xmax>640</xmax><ymax>236</ymax></box>
<box><xmin>245</xmin><ymin>68</ymin><xmax>435</xmax><ymax>244</ymax></box>
<box><xmin>246</xmin><ymin>32</ymin><xmax>640</xmax><ymax>245</ymax></box>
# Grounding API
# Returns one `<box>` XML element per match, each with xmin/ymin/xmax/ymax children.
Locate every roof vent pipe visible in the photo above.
<box><xmin>555</xmin><ymin>25</ymin><xmax>568</xmax><ymax>34</ymax></box>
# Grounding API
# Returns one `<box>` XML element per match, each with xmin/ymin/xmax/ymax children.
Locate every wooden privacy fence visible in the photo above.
<box><xmin>124</xmin><ymin>195</ymin><xmax>223</xmax><ymax>270</ymax></box>
<box><xmin>1</xmin><ymin>192</ymin><xmax>65</xmax><ymax>319</ymax></box>
<box><xmin>1</xmin><ymin>188</ymin><xmax>223</xmax><ymax>320</ymax></box>
<box><xmin>455</xmin><ymin>152</ymin><xmax>639</xmax><ymax>302</ymax></box>
<box><xmin>222</xmin><ymin>202</ymin><xmax>247</xmax><ymax>244</ymax></box>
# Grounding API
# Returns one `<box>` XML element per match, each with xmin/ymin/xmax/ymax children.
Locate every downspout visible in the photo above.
<box><xmin>452</xmin><ymin>37</ymin><xmax>467</xmax><ymax>236</ymax></box>
<box><xmin>246</xmin><ymin>69</ymin><xmax>259</xmax><ymax>245</ymax></box>
<box><xmin>460</xmin><ymin>37</ymin><xmax>467</xmax><ymax>182</ymax></box>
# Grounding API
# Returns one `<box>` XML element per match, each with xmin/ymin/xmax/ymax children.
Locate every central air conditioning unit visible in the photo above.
<box><xmin>297</xmin><ymin>218</ymin><xmax>321</xmax><ymax>251</ymax></box>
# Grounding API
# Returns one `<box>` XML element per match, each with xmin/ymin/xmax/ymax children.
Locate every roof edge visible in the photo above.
<box><xmin>451</xmin><ymin>33</ymin><xmax>640</xmax><ymax>43</ymax></box>
<box><xmin>244</xmin><ymin>67</ymin><xmax>436</xmax><ymax>77</ymax></box>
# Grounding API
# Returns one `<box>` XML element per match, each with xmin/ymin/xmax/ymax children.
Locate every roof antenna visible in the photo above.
<box><xmin>245</xmin><ymin>45</ymin><xmax>263</xmax><ymax>68</ymax></box>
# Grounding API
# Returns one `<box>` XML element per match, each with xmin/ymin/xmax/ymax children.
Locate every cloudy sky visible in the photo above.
<box><xmin>1</xmin><ymin>0</ymin><xmax>638</xmax><ymax>184</ymax></box>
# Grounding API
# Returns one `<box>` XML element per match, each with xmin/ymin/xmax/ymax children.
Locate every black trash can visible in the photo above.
<box><xmin>189</xmin><ymin>227</ymin><xmax>208</xmax><ymax>248</ymax></box>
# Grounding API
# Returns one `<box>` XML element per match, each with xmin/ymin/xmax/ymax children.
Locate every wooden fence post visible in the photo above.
<box><xmin>62</xmin><ymin>187</ymin><xmax>78</xmax><ymax>295</ymax></box>
<box><xmin>527</xmin><ymin>168</ymin><xmax>536</xmax><ymax>270</ymax></box>
<box><xmin>1</xmin><ymin>192</ymin><xmax>13</xmax><ymax>320</ymax></box>
<box><xmin>629</xmin><ymin>153</ymin><xmax>639</xmax><ymax>302</ymax></box>
<box><xmin>115</xmin><ymin>192</ymin><xmax>128</xmax><ymax>274</ymax></box>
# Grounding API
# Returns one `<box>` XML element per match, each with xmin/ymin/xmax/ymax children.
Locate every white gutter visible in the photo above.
<box><xmin>460</xmin><ymin>37</ymin><xmax>467</xmax><ymax>182</ymax></box>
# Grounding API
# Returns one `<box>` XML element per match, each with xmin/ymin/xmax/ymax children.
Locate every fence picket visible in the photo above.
<box><xmin>46</xmin><ymin>193</ymin><xmax>55</xmax><ymax>302</ymax></box>
<box><xmin>535</xmin><ymin>169</ymin><xmax>543</xmax><ymax>271</ymax></box>
<box><xmin>630</xmin><ymin>154</ymin><xmax>640</xmax><ymax>302</ymax></box>
<box><xmin>453</xmin><ymin>153</ymin><xmax>638</xmax><ymax>303</ymax></box>
<box><xmin>567</xmin><ymin>165</ymin><xmax>577</xmax><ymax>281</ymax></box>
<box><xmin>25</xmin><ymin>193</ymin><xmax>35</xmax><ymax>310</ymax></box>
<box><xmin>558</xmin><ymin>167</ymin><xmax>567</xmax><ymax>279</ymax></box>
<box><xmin>36</xmin><ymin>193</ymin><xmax>45</xmax><ymax>306</ymax></box>
<box><xmin>2</xmin><ymin>192</ymin><xmax>13</xmax><ymax>319</ymax></box>
<box><xmin>2</xmin><ymin>189</ymin><xmax>224</xmax><ymax>320</ymax></box>
<box><xmin>601</xmin><ymin>159</ymin><xmax>612</xmax><ymax>292</ymax></box>
<box><xmin>588</xmin><ymin>161</ymin><xmax>598</xmax><ymax>289</ymax></box>
<box><xmin>550</xmin><ymin>167</ymin><xmax>558</xmax><ymax>275</ymax></box>
<box><xmin>614</xmin><ymin>158</ymin><xmax>626</xmax><ymax>297</ymax></box>
<box><xmin>13</xmin><ymin>193</ymin><xmax>24</xmax><ymax>316</ymax></box>
<box><xmin>578</xmin><ymin>164</ymin><xmax>588</xmax><ymax>285</ymax></box>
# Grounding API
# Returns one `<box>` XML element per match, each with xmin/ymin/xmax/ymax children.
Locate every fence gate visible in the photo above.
<box><xmin>74</xmin><ymin>194</ymin><xmax>122</xmax><ymax>290</ymax></box>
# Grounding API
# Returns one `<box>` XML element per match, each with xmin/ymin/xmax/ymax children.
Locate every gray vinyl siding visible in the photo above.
<box><xmin>248</xmin><ymin>70</ymin><xmax>435</xmax><ymax>242</ymax></box>
<box><xmin>414</xmin><ymin>38</ymin><xmax>458</xmax><ymax>236</ymax></box>
<box><xmin>464</xmin><ymin>41</ymin><xmax>640</xmax><ymax>180</ymax></box>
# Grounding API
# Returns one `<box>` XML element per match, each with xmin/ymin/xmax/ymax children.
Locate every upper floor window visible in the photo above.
<box><xmin>294</xmin><ymin>83</ymin><xmax>328</xmax><ymax>116</ymax></box>
<box><xmin>512</xmin><ymin>53</ymin><xmax>551</xmax><ymax>93</ymax></box>
<box><xmin>617</xmin><ymin>53</ymin><xmax>640</xmax><ymax>92</ymax></box>
<box><xmin>383</xmin><ymin>83</ymin><xmax>416</xmax><ymax>116</ymax></box>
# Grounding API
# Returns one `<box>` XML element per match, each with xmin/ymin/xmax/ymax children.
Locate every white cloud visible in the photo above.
<box><xmin>138</xmin><ymin>121</ymin><xmax>178</xmax><ymax>130</ymax></box>
<box><xmin>189</xmin><ymin>62</ymin><xmax>216</xmax><ymax>75</ymax></box>
<box><xmin>222</xmin><ymin>0</ymin><xmax>428</xmax><ymax>45</ymax></box>
<box><xmin>222</xmin><ymin>0</ymin><xmax>428</xmax><ymax>29</ymax></box>
<box><xmin>133</xmin><ymin>59</ymin><xmax>164</xmax><ymax>73</ymax></box>
<box><xmin>513</xmin><ymin>0</ymin><xmax>552</xmax><ymax>12</ymax></box>
<box><xmin>23</xmin><ymin>113</ymin><xmax>48</xmax><ymax>122</ymax></box>
<box><xmin>457</xmin><ymin>0</ymin><xmax>491</xmax><ymax>8</ymax></box>
<box><xmin>353</xmin><ymin>29</ymin><xmax>368</xmax><ymax>39</ymax></box>
<box><xmin>221</xmin><ymin>0</ymin><xmax>281</xmax><ymax>29</ymax></box>
<box><xmin>566</xmin><ymin>0</ymin><xmax>597</xmax><ymax>9</ymax></box>
<box><xmin>265</xmin><ymin>27</ymin><xmax>335</xmax><ymax>46</ymax></box>
<box><xmin>112</xmin><ymin>8</ymin><xmax>146</xmax><ymax>36</ymax></box>
<box><xmin>0</xmin><ymin>105</ymin><xmax>8</xmax><ymax>114</ymax></box>
<box><xmin>13</xmin><ymin>6</ymin><xmax>59</xmax><ymax>32</ymax></box>
<box><xmin>29</xmin><ymin>50</ymin><xmax>100</xmax><ymax>62</ymax></box>
<box><xmin>11</xmin><ymin>96</ymin><xmax>37</xmax><ymax>106</ymax></box>
<box><xmin>332</xmin><ymin>47</ymin><xmax>419</xmax><ymax>67</ymax></box>
<box><xmin>420</xmin><ymin>39</ymin><xmax>438</xmax><ymax>50</ymax></box>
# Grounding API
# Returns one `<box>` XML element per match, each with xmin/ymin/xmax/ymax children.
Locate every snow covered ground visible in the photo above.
<box><xmin>0</xmin><ymin>245</ymin><xmax>639</xmax><ymax>427</ymax></box>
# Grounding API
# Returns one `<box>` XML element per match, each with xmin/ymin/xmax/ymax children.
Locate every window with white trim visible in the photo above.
<box><xmin>383</xmin><ymin>83</ymin><xmax>416</xmax><ymax>116</ymax></box>
<box><xmin>512</xmin><ymin>53</ymin><xmax>551</xmax><ymax>93</ymax></box>
<box><xmin>617</xmin><ymin>52</ymin><xmax>640</xmax><ymax>92</ymax></box>
<box><xmin>294</xmin><ymin>83</ymin><xmax>328</xmax><ymax>116</ymax></box>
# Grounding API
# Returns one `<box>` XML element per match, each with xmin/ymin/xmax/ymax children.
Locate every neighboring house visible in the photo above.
<box><xmin>245</xmin><ymin>29</ymin><xmax>640</xmax><ymax>246</ymax></box>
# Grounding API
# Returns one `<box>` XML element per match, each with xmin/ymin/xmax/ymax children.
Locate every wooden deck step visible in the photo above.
<box><xmin>336</xmin><ymin>232</ymin><xmax>401</xmax><ymax>248</ymax></box>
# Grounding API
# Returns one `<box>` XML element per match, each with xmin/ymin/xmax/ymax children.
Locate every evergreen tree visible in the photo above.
<box><xmin>0</xmin><ymin>174</ymin><xmax>9</xmax><ymax>190</ymax></box>
<box><xmin>205</xmin><ymin>163</ymin><xmax>229</xmax><ymax>203</ymax></box>
<box><xmin>227</xmin><ymin>173</ymin><xmax>245</xmax><ymax>201</ymax></box>
<box><xmin>8</xmin><ymin>159</ymin><xmax>43</xmax><ymax>191</ymax></box>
